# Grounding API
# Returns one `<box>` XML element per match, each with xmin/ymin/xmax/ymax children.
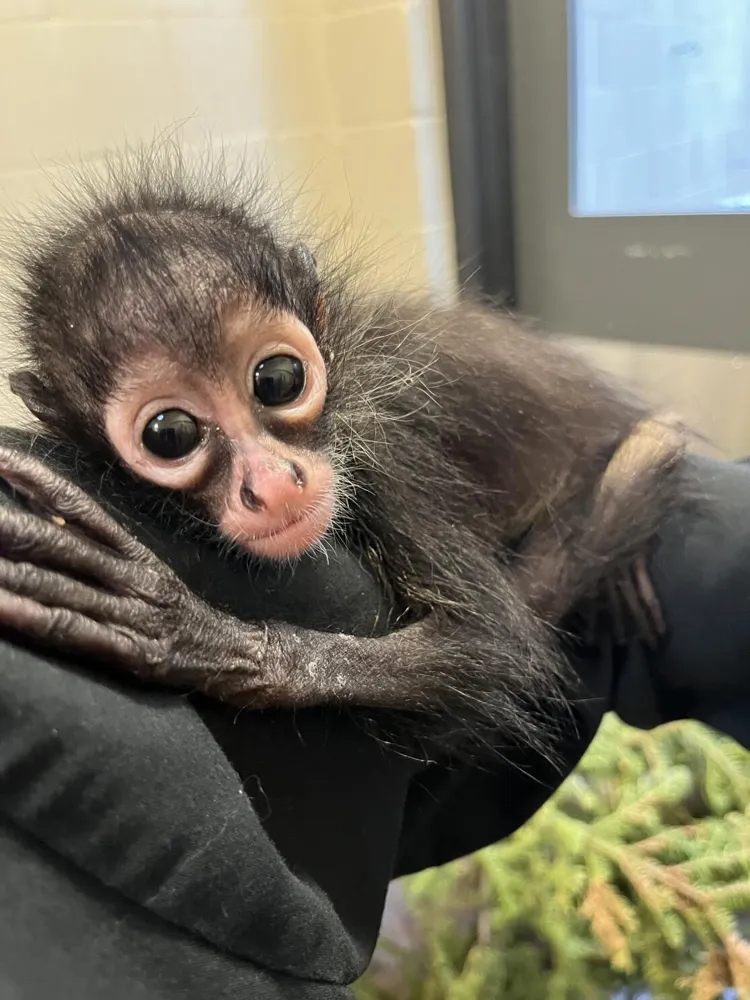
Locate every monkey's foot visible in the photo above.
<box><xmin>0</xmin><ymin>446</ymin><xmax>286</xmax><ymax>703</ymax></box>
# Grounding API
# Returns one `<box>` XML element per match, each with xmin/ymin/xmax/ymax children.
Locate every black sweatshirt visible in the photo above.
<box><xmin>0</xmin><ymin>435</ymin><xmax>748</xmax><ymax>999</ymax></box>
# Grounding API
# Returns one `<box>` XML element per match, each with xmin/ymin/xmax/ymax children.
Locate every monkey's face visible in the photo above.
<box><xmin>103</xmin><ymin>305</ymin><xmax>334</xmax><ymax>561</ymax></box>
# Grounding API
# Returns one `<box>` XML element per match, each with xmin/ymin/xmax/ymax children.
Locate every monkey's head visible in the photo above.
<box><xmin>9</xmin><ymin>178</ymin><xmax>348</xmax><ymax>562</ymax></box>
<box><xmin>101</xmin><ymin>297</ymin><xmax>334</xmax><ymax>562</ymax></box>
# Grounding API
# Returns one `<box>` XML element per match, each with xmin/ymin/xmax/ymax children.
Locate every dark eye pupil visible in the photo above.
<box><xmin>254</xmin><ymin>355</ymin><xmax>306</xmax><ymax>407</ymax></box>
<box><xmin>142</xmin><ymin>409</ymin><xmax>201</xmax><ymax>460</ymax></box>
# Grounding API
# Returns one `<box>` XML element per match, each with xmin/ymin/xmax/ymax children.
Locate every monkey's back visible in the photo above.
<box><xmin>341</xmin><ymin>299</ymin><xmax>684</xmax><ymax>630</ymax></box>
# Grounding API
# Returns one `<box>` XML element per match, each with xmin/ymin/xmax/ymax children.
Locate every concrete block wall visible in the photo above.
<box><xmin>564</xmin><ymin>333</ymin><xmax>750</xmax><ymax>460</ymax></box>
<box><xmin>0</xmin><ymin>0</ymin><xmax>457</xmax><ymax>423</ymax></box>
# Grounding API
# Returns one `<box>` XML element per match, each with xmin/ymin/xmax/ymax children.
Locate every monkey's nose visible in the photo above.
<box><xmin>240</xmin><ymin>461</ymin><xmax>305</xmax><ymax>512</ymax></box>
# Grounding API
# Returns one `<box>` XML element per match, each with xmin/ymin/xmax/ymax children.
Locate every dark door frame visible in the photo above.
<box><xmin>437</xmin><ymin>0</ymin><xmax>515</xmax><ymax>303</ymax></box>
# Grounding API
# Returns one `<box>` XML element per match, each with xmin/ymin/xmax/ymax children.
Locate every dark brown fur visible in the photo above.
<box><xmin>2</xmin><ymin>151</ymin><xmax>686</xmax><ymax>757</ymax></box>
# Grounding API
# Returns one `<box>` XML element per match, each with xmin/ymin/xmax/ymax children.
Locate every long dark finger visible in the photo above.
<box><xmin>633</xmin><ymin>554</ymin><xmax>665</xmax><ymax>636</ymax></box>
<box><xmin>0</xmin><ymin>557</ymin><xmax>161</xmax><ymax>633</ymax></box>
<box><xmin>617</xmin><ymin>569</ymin><xmax>657</xmax><ymax>649</ymax></box>
<box><xmin>0</xmin><ymin>589</ymin><xmax>166</xmax><ymax>673</ymax></box>
<box><xmin>0</xmin><ymin>506</ymin><xmax>157</xmax><ymax>598</ymax></box>
<box><xmin>606</xmin><ymin>578</ymin><xmax>626</xmax><ymax>646</ymax></box>
<box><xmin>0</xmin><ymin>445</ymin><xmax>150</xmax><ymax>561</ymax></box>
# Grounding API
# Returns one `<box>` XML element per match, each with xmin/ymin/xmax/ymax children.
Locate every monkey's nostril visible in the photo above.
<box><xmin>240</xmin><ymin>481</ymin><xmax>264</xmax><ymax>511</ymax></box>
<box><xmin>291</xmin><ymin>461</ymin><xmax>305</xmax><ymax>488</ymax></box>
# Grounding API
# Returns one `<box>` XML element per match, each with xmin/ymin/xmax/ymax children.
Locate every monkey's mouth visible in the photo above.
<box><xmin>257</xmin><ymin>514</ymin><xmax>306</xmax><ymax>542</ymax></box>
<box><xmin>252</xmin><ymin>511</ymin><xmax>329</xmax><ymax>559</ymax></box>
<box><xmin>227</xmin><ymin>498</ymin><xmax>333</xmax><ymax>561</ymax></box>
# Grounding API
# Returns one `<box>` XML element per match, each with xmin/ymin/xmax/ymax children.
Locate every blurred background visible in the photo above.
<box><xmin>1</xmin><ymin>1</ymin><xmax>749</xmax><ymax>997</ymax></box>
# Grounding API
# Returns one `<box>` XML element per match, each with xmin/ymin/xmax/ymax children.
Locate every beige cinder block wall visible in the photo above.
<box><xmin>0</xmin><ymin>0</ymin><xmax>457</xmax><ymax>424</ymax></box>
<box><xmin>564</xmin><ymin>334</ymin><xmax>750</xmax><ymax>461</ymax></box>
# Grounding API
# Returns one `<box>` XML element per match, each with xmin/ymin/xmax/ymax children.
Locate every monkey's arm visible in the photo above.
<box><xmin>0</xmin><ymin>445</ymin><xmax>448</xmax><ymax>714</ymax></box>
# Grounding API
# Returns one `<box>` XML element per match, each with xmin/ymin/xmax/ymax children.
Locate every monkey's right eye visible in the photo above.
<box><xmin>142</xmin><ymin>410</ymin><xmax>202</xmax><ymax>460</ymax></box>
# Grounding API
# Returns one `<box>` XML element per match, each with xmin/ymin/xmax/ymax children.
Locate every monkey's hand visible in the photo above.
<box><xmin>0</xmin><ymin>446</ymin><xmax>339</xmax><ymax>705</ymax></box>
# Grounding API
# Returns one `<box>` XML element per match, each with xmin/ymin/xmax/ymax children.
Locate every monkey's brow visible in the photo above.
<box><xmin>221</xmin><ymin>295</ymin><xmax>288</xmax><ymax>330</ymax></box>
<box><xmin>112</xmin><ymin>352</ymin><xmax>192</xmax><ymax>391</ymax></box>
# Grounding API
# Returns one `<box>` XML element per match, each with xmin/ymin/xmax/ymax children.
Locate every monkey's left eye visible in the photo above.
<box><xmin>253</xmin><ymin>355</ymin><xmax>306</xmax><ymax>407</ymax></box>
<box><xmin>142</xmin><ymin>409</ymin><xmax>202</xmax><ymax>460</ymax></box>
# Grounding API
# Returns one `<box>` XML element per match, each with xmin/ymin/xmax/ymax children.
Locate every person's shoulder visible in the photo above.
<box><xmin>0</xmin><ymin>427</ymin><xmax>411</xmax><ymax>997</ymax></box>
<box><xmin>657</xmin><ymin>452</ymin><xmax>750</xmax><ymax>587</ymax></box>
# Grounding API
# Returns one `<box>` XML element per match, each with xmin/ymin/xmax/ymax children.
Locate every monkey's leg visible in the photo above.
<box><xmin>0</xmin><ymin>447</ymin><xmax>443</xmax><ymax>710</ymax></box>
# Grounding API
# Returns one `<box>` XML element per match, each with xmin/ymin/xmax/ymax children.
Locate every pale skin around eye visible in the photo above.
<box><xmin>103</xmin><ymin>308</ymin><xmax>336</xmax><ymax>560</ymax></box>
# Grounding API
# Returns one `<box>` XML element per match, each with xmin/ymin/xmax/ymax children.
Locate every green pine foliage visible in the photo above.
<box><xmin>356</xmin><ymin>717</ymin><xmax>750</xmax><ymax>1000</ymax></box>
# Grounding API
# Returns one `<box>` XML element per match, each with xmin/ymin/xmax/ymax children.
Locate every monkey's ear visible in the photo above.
<box><xmin>8</xmin><ymin>370</ymin><xmax>59</xmax><ymax>425</ymax></box>
<box><xmin>298</xmin><ymin>245</ymin><xmax>318</xmax><ymax>273</ymax></box>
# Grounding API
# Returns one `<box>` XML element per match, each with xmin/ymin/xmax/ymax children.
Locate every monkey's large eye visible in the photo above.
<box><xmin>142</xmin><ymin>409</ymin><xmax>201</xmax><ymax>460</ymax></box>
<box><xmin>253</xmin><ymin>355</ymin><xmax>305</xmax><ymax>407</ymax></box>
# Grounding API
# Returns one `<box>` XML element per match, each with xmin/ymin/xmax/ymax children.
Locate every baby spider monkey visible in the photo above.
<box><xmin>0</xmin><ymin>154</ymin><xmax>684</xmax><ymax>756</ymax></box>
